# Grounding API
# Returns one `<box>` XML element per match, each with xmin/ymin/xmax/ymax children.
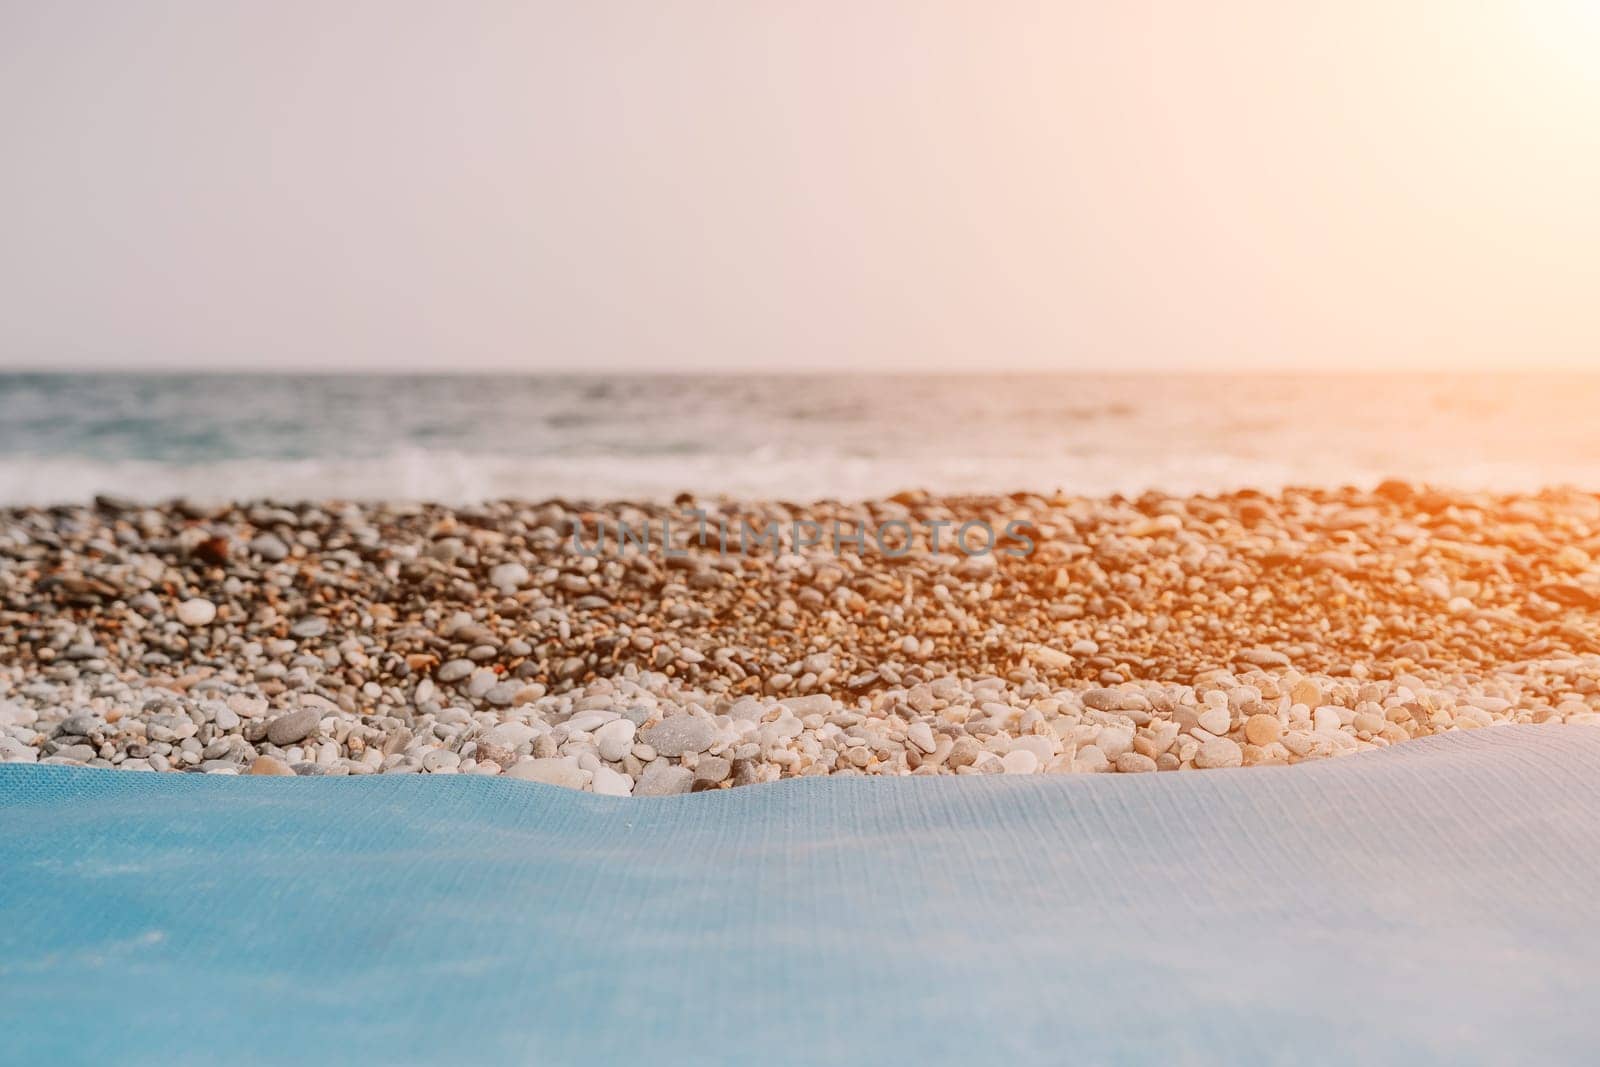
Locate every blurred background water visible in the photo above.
<box><xmin>1</xmin><ymin>373</ymin><xmax>1597</xmax><ymax>504</ymax></box>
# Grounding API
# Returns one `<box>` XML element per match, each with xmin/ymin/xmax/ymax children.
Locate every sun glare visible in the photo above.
<box><xmin>1517</xmin><ymin>0</ymin><xmax>1600</xmax><ymax>82</ymax></box>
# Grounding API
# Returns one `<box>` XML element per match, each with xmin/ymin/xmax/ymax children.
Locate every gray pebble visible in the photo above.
<box><xmin>266</xmin><ymin>707</ymin><xmax>320</xmax><ymax>746</ymax></box>
<box><xmin>639</xmin><ymin>715</ymin><xmax>716</xmax><ymax>757</ymax></box>
<box><xmin>291</xmin><ymin>617</ymin><xmax>329</xmax><ymax>639</ymax></box>
<box><xmin>248</xmin><ymin>533</ymin><xmax>289</xmax><ymax>561</ymax></box>
<box><xmin>693</xmin><ymin>755</ymin><xmax>731</xmax><ymax>784</ymax></box>
<box><xmin>633</xmin><ymin>762</ymin><xmax>694</xmax><ymax>796</ymax></box>
<box><xmin>436</xmin><ymin>659</ymin><xmax>474</xmax><ymax>683</ymax></box>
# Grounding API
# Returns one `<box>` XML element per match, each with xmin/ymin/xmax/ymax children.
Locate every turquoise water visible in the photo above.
<box><xmin>2</xmin><ymin>372</ymin><xmax>1599</xmax><ymax>503</ymax></box>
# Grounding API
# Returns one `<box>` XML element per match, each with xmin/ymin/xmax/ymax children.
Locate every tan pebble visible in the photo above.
<box><xmin>1114</xmin><ymin>752</ymin><xmax>1157</xmax><ymax>773</ymax></box>
<box><xmin>1244</xmin><ymin>713</ymin><xmax>1282</xmax><ymax>746</ymax></box>
<box><xmin>246</xmin><ymin>755</ymin><xmax>294</xmax><ymax>776</ymax></box>
<box><xmin>1028</xmin><ymin>645</ymin><xmax>1073</xmax><ymax>670</ymax></box>
<box><xmin>1352</xmin><ymin>711</ymin><xmax>1387</xmax><ymax>735</ymax></box>
<box><xmin>1290</xmin><ymin>679</ymin><xmax>1321</xmax><ymax>708</ymax></box>
<box><xmin>945</xmin><ymin>737</ymin><xmax>982</xmax><ymax>769</ymax></box>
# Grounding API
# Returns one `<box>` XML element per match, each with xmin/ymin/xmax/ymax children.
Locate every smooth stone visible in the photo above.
<box><xmin>466</xmin><ymin>669</ymin><xmax>498</xmax><ymax>698</ymax></box>
<box><xmin>483</xmin><ymin>681</ymin><xmax>522</xmax><ymax>707</ymax></box>
<box><xmin>1010</xmin><ymin>735</ymin><xmax>1057</xmax><ymax>764</ymax></box>
<box><xmin>489</xmin><ymin>562</ymin><xmax>531</xmax><ymax>591</ymax></box>
<box><xmin>633</xmin><ymin>762</ymin><xmax>694</xmax><ymax>797</ymax></box>
<box><xmin>590</xmin><ymin>765</ymin><xmax>633</xmax><ymax>796</ymax></box>
<box><xmin>422</xmin><ymin>749</ymin><xmax>461</xmax><ymax>773</ymax></box>
<box><xmin>265</xmin><ymin>708</ymin><xmax>320</xmax><ymax>746</ymax></box>
<box><xmin>594</xmin><ymin>719</ymin><xmax>636</xmax><ymax>762</ymax></box>
<box><xmin>566</xmin><ymin>710</ymin><xmax>620</xmax><ymax>734</ymax></box>
<box><xmin>248</xmin><ymin>533</ymin><xmax>289</xmax><ymax>561</ymax></box>
<box><xmin>945</xmin><ymin>737</ymin><xmax>982</xmax><ymax>769</ymax></box>
<box><xmin>291</xmin><ymin>617</ymin><xmax>328</xmax><ymax>639</ymax></box>
<box><xmin>907</xmin><ymin>722</ymin><xmax>937</xmax><ymax>754</ymax></box>
<box><xmin>1352</xmin><ymin>711</ymin><xmax>1388</xmax><ymax>734</ymax></box>
<box><xmin>437</xmin><ymin>659</ymin><xmax>474</xmax><ymax>683</ymax></box>
<box><xmin>0</xmin><ymin>737</ymin><xmax>37</xmax><ymax>763</ymax></box>
<box><xmin>1001</xmin><ymin>749</ymin><xmax>1039</xmax><ymax>774</ymax></box>
<box><xmin>639</xmin><ymin>715</ymin><xmax>715</xmax><ymax>757</ymax></box>
<box><xmin>246</xmin><ymin>755</ymin><xmax>295</xmax><ymax>776</ymax></box>
<box><xmin>778</xmin><ymin>695</ymin><xmax>834</xmax><ymax>717</ymax></box>
<box><xmin>1244</xmin><ymin>714</ymin><xmax>1283</xmax><ymax>745</ymax></box>
<box><xmin>58</xmin><ymin>713</ymin><xmax>103</xmax><ymax>736</ymax></box>
<box><xmin>483</xmin><ymin>721</ymin><xmax>537</xmax><ymax>749</ymax></box>
<box><xmin>1028</xmin><ymin>646</ymin><xmax>1074</xmax><ymax>670</ymax></box>
<box><xmin>1236</xmin><ymin>648</ymin><xmax>1292</xmax><ymax>668</ymax></box>
<box><xmin>1115</xmin><ymin>752</ymin><xmax>1159</xmax><ymax>773</ymax></box>
<box><xmin>1082</xmin><ymin>688</ymin><xmax>1129</xmax><ymax>711</ymax></box>
<box><xmin>175</xmin><ymin>598</ymin><xmax>217</xmax><ymax>627</ymax></box>
<box><xmin>692</xmin><ymin>755</ymin><xmax>731</xmax><ymax>784</ymax></box>
<box><xmin>506</xmin><ymin>758</ymin><xmax>591</xmax><ymax>790</ymax></box>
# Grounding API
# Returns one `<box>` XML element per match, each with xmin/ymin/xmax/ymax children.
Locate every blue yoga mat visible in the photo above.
<box><xmin>4</xmin><ymin>725</ymin><xmax>1600</xmax><ymax>1065</ymax></box>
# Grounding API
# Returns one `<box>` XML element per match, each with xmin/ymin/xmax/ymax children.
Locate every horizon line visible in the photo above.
<box><xmin>3</xmin><ymin>365</ymin><xmax>1599</xmax><ymax>378</ymax></box>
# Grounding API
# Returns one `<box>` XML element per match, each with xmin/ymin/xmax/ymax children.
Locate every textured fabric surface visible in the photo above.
<box><xmin>4</xmin><ymin>726</ymin><xmax>1600</xmax><ymax>1065</ymax></box>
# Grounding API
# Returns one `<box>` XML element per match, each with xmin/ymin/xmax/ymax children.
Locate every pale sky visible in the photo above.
<box><xmin>2</xmin><ymin>1</ymin><xmax>1597</xmax><ymax>373</ymax></box>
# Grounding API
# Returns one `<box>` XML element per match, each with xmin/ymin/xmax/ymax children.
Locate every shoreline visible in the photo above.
<box><xmin>3</xmin><ymin>486</ymin><xmax>1599</xmax><ymax>795</ymax></box>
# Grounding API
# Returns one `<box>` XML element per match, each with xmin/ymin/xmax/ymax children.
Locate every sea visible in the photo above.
<box><xmin>1</xmin><ymin>372</ymin><xmax>1597</xmax><ymax>505</ymax></box>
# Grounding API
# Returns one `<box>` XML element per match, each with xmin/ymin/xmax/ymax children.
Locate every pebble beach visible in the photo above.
<box><xmin>3</xmin><ymin>483</ymin><xmax>1599</xmax><ymax>795</ymax></box>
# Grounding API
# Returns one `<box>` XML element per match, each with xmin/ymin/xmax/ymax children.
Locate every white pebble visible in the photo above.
<box><xmin>591</xmin><ymin>766</ymin><xmax>633</xmax><ymax>796</ymax></box>
<box><xmin>175</xmin><ymin>598</ymin><xmax>216</xmax><ymax>627</ymax></box>
<box><xmin>594</xmin><ymin>719</ymin><xmax>636</xmax><ymax>762</ymax></box>
<box><xmin>1196</xmin><ymin>706</ymin><xmax>1231</xmax><ymax>735</ymax></box>
<box><xmin>1001</xmin><ymin>749</ymin><xmax>1039</xmax><ymax>775</ymax></box>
